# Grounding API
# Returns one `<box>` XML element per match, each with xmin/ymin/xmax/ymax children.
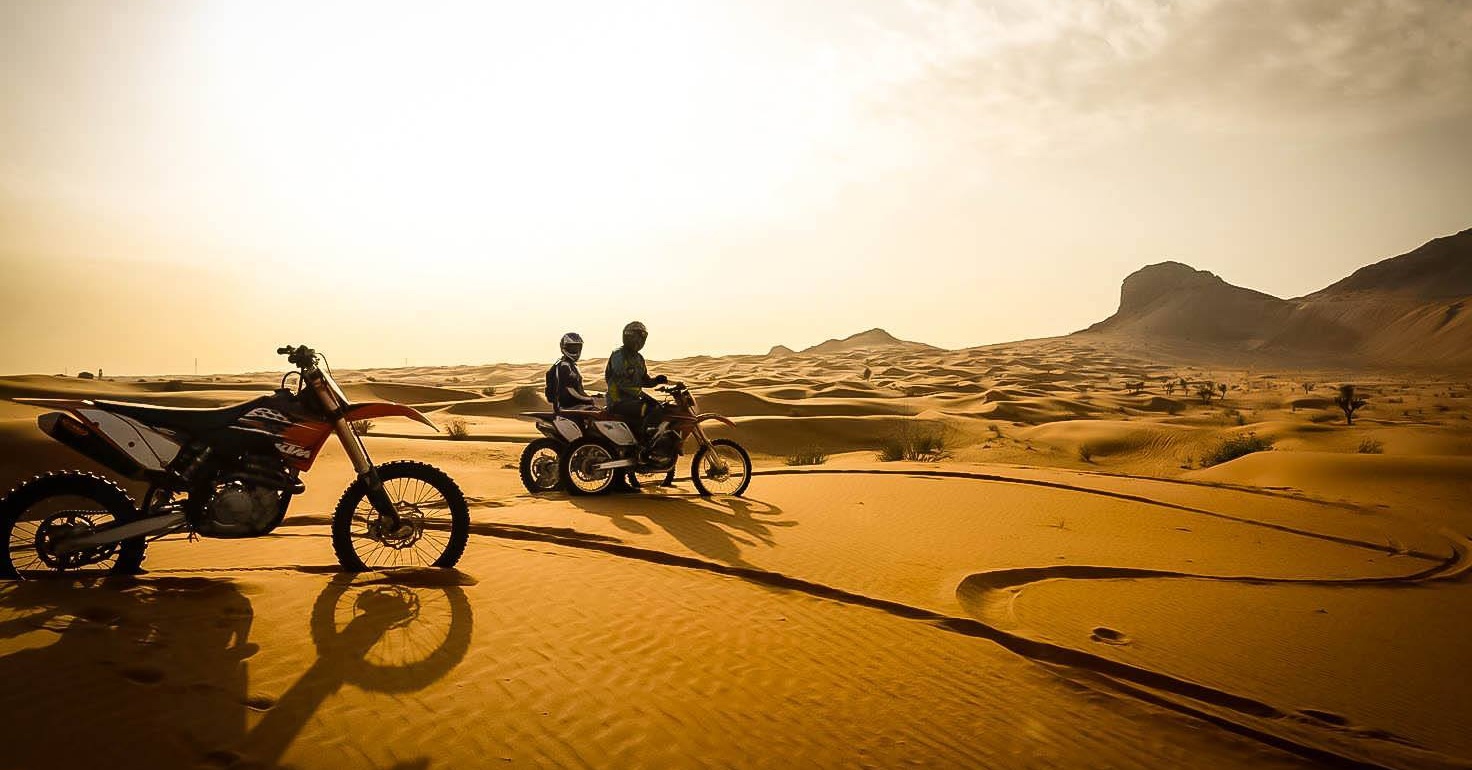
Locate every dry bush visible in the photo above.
<box><xmin>1077</xmin><ymin>444</ymin><xmax>1095</xmax><ymax>463</ymax></box>
<box><xmin>785</xmin><ymin>447</ymin><xmax>830</xmax><ymax>466</ymax></box>
<box><xmin>350</xmin><ymin>419</ymin><xmax>375</xmax><ymax>436</ymax></box>
<box><xmin>445</xmin><ymin>419</ymin><xmax>470</xmax><ymax>440</ymax></box>
<box><xmin>1357</xmin><ymin>438</ymin><xmax>1384</xmax><ymax>454</ymax></box>
<box><xmin>1202</xmin><ymin>432</ymin><xmax>1273</xmax><ymax>467</ymax></box>
<box><xmin>481</xmin><ymin>386</ymin><xmax>498</xmax><ymax>397</ymax></box>
<box><xmin>877</xmin><ymin>421</ymin><xmax>950</xmax><ymax>462</ymax></box>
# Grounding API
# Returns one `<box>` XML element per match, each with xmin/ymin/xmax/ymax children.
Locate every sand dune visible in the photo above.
<box><xmin>4</xmin><ymin>315</ymin><xmax>1472</xmax><ymax>767</ymax></box>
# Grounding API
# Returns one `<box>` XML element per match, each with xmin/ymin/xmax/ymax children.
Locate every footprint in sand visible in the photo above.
<box><xmin>242</xmin><ymin>694</ymin><xmax>277</xmax><ymax>711</ymax></box>
<box><xmin>1090</xmin><ymin>626</ymin><xmax>1131</xmax><ymax>645</ymax></box>
<box><xmin>121</xmin><ymin>666</ymin><xmax>165</xmax><ymax>684</ymax></box>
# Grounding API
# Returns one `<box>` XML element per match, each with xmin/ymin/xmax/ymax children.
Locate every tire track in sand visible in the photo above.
<box><xmin>468</xmin><ymin>518</ymin><xmax>1468</xmax><ymax>770</ymax></box>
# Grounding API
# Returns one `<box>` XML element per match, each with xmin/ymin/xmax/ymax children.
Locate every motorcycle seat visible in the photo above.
<box><xmin>93</xmin><ymin>396</ymin><xmax>276</xmax><ymax>434</ymax></box>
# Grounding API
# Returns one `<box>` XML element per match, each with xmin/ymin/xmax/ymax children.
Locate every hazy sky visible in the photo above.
<box><xmin>3</xmin><ymin>0</ymin><xmax>1470</xmax><ymax>374</ymax></box>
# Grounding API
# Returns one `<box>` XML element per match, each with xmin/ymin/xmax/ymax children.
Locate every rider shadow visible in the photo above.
<box><xmin>0</xmin><ymin>569</ymin><xmax>474</xmax><ymax>769</ymax></box>
<box><xmin>566</xmin><ymin>490</ymin><xmax>793</xmax><ymax>569</ymax></box>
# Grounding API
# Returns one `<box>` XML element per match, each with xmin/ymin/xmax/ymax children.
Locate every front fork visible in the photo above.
<box><xmin>690</xmin><ymin>424</ymin><xmax>728</xmax><ymax>475</ymax></box>
<box><xmin>332</xmin><ymin>417</ymin><xmax>401</xmax><ymax>530</ymax></box>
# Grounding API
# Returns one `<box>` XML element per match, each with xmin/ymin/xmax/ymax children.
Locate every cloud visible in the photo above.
<box><xmin>868</xmin><ymin>0</ymin><xmax>1472</xmax><ymax>152</ymax></box>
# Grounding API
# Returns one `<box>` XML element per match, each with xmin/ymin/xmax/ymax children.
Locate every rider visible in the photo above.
<box><xmin>605</xmin><ymin>321</ymin><xmax>667</xmax><ymax>443</ymax></box>
<box><xmin>549</xmin><ymin>332</ymin><xmax>597</xmax><ymax>411</ymax></box>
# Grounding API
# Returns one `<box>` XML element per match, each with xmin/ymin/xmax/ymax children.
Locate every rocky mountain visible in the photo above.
<box><xmin>1078</xmin><ymin>227</ymin><xmax>1472</xmax><ymax>368</ymax></box>
<box><xmin>796</xmin><ymin>328</ymin><xmax>939</xmax><ymax>356</ymax></box>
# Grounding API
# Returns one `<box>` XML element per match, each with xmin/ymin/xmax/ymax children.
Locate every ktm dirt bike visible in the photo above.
<box><xmin>524</xmin><ymin>382</ymin><xmax>751</xmax><ymax>497</ymax></box>
<box><xmin>0</xmin><ymin>345</ymin><xmax>470</xmax><ymax>579</ymax></box>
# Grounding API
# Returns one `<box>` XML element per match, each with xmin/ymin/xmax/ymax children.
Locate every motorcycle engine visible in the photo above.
<box><xmin>193</xmin><ymin>453</ymin><xmax>291</xmax><ymax>537</ymax></box>
<box><xmin>205</xmin><ymin>479</ymin><xmax>281</xmax><ymax>535</ymax></box>
<box><xmin>645</xmin><ymin>429</ymin><xmax>681</xmax><ymax>469</ymax></box>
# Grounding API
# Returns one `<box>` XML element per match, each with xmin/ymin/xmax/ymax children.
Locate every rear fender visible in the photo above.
<box><xmin>343</xmin><ymin>402</ymin><xmax>439</xmax><ymax>432</ymax></box>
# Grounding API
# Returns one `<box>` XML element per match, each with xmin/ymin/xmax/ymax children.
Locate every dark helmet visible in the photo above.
<box><xmin>622</xmin><ymin>321</ymin><xmax>648</xmax><ymax>352</ymax></box>
<box><xmin>560</xmin><ymin>332</ymin><xmax>584</xmax><ymax>361</ymax></box>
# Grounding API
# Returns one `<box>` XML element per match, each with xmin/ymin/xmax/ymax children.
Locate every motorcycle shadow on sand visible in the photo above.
<box><xmin>0</xmin><ymin>569</ymin><xmax>473</xmax><ymax>770</ymax></box>
<box><xmin>564</xmin><ymin>486</ymin><xmax>793</xmax><ymax>569</ymax></box>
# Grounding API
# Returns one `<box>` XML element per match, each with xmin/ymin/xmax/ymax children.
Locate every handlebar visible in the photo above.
<box><xmin>278</xmin><ymin>345</ymin><xmax>318</xmax><ymax>369</ymax></box>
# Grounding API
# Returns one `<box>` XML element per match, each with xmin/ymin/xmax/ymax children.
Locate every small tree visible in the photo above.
<box><xmin>1126</xmin><ymin>381</ymin><xmax>1145</xmax><ymax>395</ymax></box>
<box><xmin>1217</xmin><ymin>383</ymin><xmax>1228</xmax><ymax>400</ymax></box>
<box><xmin>1301</xmin><ymin>382</ymin><xmax>1314</xmax><ymax>395</ymax></box>
<box><xmin>1164</xmin><ymin>381</ymin><xmax>1176</xmax><ymax>396</ymax></box>
<box><xmin>1334</xmin><ymin>384</ymin><xmax>1367</xmax><ymax>425</ymax></box>
<box><xmin>861</xmin><ymin>366</ymin><xmax>872</xmax><ymax>381</ymax></box>
<box><xmin>1196</xmin><ymin>382</ymin><xmax>1216</xmax><ymax>404</ymax></box>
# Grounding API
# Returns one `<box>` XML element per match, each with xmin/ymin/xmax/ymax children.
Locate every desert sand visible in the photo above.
<box><xmin>3</xmin><ymin>233</ymin><xmax>1471</xmax><ymax>768</ymax></box>
<box><xmin>1</xmin><ymin>325</ymin><xmax>1470</xmax><ymax>769</ymax></box>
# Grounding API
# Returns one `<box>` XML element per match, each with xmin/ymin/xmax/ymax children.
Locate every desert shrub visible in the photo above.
<box><xmin>1357</xmin><ymin>438</ymin><xmax>1384</xmax><ymax>454</ymax></box>
<box><xmin>1196</xmin><ymin>382</ymin><xmax>1216</xmax><ymax>404</ymax></box>
<box><xmin>445</xmin><ymin>419</ymin><xmax>470</xmax><ymax>440</ymax></box>
<box><xmin>1309</xmin><ymin>412</ymin><xmax>1338</xmax><ymax>423</ymax></box>
<box><xmin>1202</xmin><ymin>432</ymin><xmax>1273</xmax><ymax>467</ymax></box>
<box><xmin>877</xmin><ymin>421</ymin><xmax>950</xmax><ymax>462</ymax></box>
<box><xmin>1077</xmin><ymin>444</ymin><xmax>1095</xmax><ymax>463</ymax></box>
<box><xmin>785</xmin><ymin>447</ymin><xmax>830</xmax><ymax>466</ymax></box>
<box><xmin>366</xmin><ymin>376</ymin><xmax>378</xmax><ymax>382</ymax></box>
<box><xmin>350</xmin><ymin>419</ymin><xmax>375</xmax><ymax>436</ymax></box>
<box><xmin>1334</xmin><ymin>384</ymin><xmax>1367</xmax><ymax>425</ymax></box>
<box><xmin>481</xmin><ymin>386</ymin><xmax>498</xmax><ymax>397</ymax></box>
<box><xmin>987</xmin><ymin>424</ymin><xmax>1004</xmax><ymax>438</ymax></box>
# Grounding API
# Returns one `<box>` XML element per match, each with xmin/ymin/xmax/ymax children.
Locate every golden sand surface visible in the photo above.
<box><xmin>1</xmin><ymin>339</ymin><xmax>1469</xmax><ymax>768</ymax></box>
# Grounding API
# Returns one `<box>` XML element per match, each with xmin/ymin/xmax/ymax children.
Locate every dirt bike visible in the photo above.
<box><xmin>518</xmin><ymin>396</ymin><xmax>675</xmax><ymax>494</ymax></box>
<box><xmin>0</xmin><ymin>345</ymin><xmax>471</xmax><ymax>579</ymax></box>
<box><xmin>520</xmin><ymin>382</ymin><xmax>751</xmax><ymax>497</ymax></box>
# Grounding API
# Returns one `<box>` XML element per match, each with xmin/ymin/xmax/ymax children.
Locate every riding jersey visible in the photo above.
<box><xmin>605</xmin><ymin>347</ymin><xmax>655</xmax><ymax>407</ymax></box>
<box><xmin>553</xmin><ymin>356</ymin><xmax>595</xmax><ymax>410</ymax></box>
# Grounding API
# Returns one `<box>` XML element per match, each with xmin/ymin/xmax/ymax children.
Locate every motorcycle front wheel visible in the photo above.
<box><xmin>519</xmin><ymin>438</ymin><xmax>564</xmax><ymax>494</ymax></box>
<box><xmin>332</xmin><ymin>461</ymin><xmax>470</xmax><ymax>571</ymax></box>
<box><xmin>690</xmin><ymin>439</ymin><xmax>752</xmax><ymax>497</ymax></box>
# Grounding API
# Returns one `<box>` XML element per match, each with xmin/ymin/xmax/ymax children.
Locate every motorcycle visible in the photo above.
<box><xmin>0</xmin><ymin>345</ymin><xmax>471</xmax><ymax>579</ymax></box>
<box><xmin>519</xmin><ymin>382</ymin><xmax>751</xmax><ymax>497</ymax></box>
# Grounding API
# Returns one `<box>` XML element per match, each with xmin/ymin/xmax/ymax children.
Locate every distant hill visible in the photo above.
<box><xmin>793</xmin><ymin>328</ymin><xmax>939</xmax><ymax>356</ymax></box>
<box><xmin>767</xmin><ymin>345</ymin><xmax>795</xmax><ymax>357</ymax></box>
<box><xmin>1308</xmin><ymin>228</ymin><xmax>1472</xmax><ymax>300</ymax></box>
<box><xmin>1077</xmin><ymin>227</ymin><xmax>1472</xmax><ymax>368</ymax></box>
<box><xmin>1084</xmin><ymin>262</ymin><xmax>1293</xmax><ymax>345</ymax></box>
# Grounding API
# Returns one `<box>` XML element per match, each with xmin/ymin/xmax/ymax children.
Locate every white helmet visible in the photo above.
<box><xmin>560</xmin><ymin>332</ymin><xmax>584</xmax><ymax>361</ymax></box>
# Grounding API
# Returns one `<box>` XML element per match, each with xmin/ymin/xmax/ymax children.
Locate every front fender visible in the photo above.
<box><xmin>695</xmin><ymin>413</ymin><xmax>736</xmax><ymax>429</ymax></box>
<box><xmin>344</xmin><ymin>402</ymin><xmax>439</xmax><ymax>432</ymax></box>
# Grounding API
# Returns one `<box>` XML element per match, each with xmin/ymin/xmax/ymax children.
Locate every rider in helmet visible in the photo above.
<box><xmin>550</xmin><ymin>332</ymin><xmax>597</xmax><ymax>411</ymax></box>
<box><xmin>605</xmin><ymin>321</ymin><xmax>668</xmax><ymax>440</ymax></box>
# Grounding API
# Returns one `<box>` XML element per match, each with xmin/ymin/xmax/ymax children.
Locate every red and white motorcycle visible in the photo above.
<box><xmin>0</xmin><ymin>345</ymin><xmax>470</xmax><ymax>579</ymax></box>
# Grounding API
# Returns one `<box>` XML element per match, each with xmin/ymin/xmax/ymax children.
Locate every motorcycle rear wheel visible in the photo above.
<box><xmin>332</xmin><ymin>461</ymin><xmax>469</xmax><ymax>571</ymax></box>
<box><xmin>0</xmin><ymin>471</ymin><xmax>147</xmax><ymax>579</ymax></box>
<box><xmin>519</xmin><ymin>438</ymin><xmax>564</xmax><ymax>494</ymax></box>
<box><xmin>561</xmin><ymin>438</ymin><xmax>619</xmax><ymax>495</ymax></box>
